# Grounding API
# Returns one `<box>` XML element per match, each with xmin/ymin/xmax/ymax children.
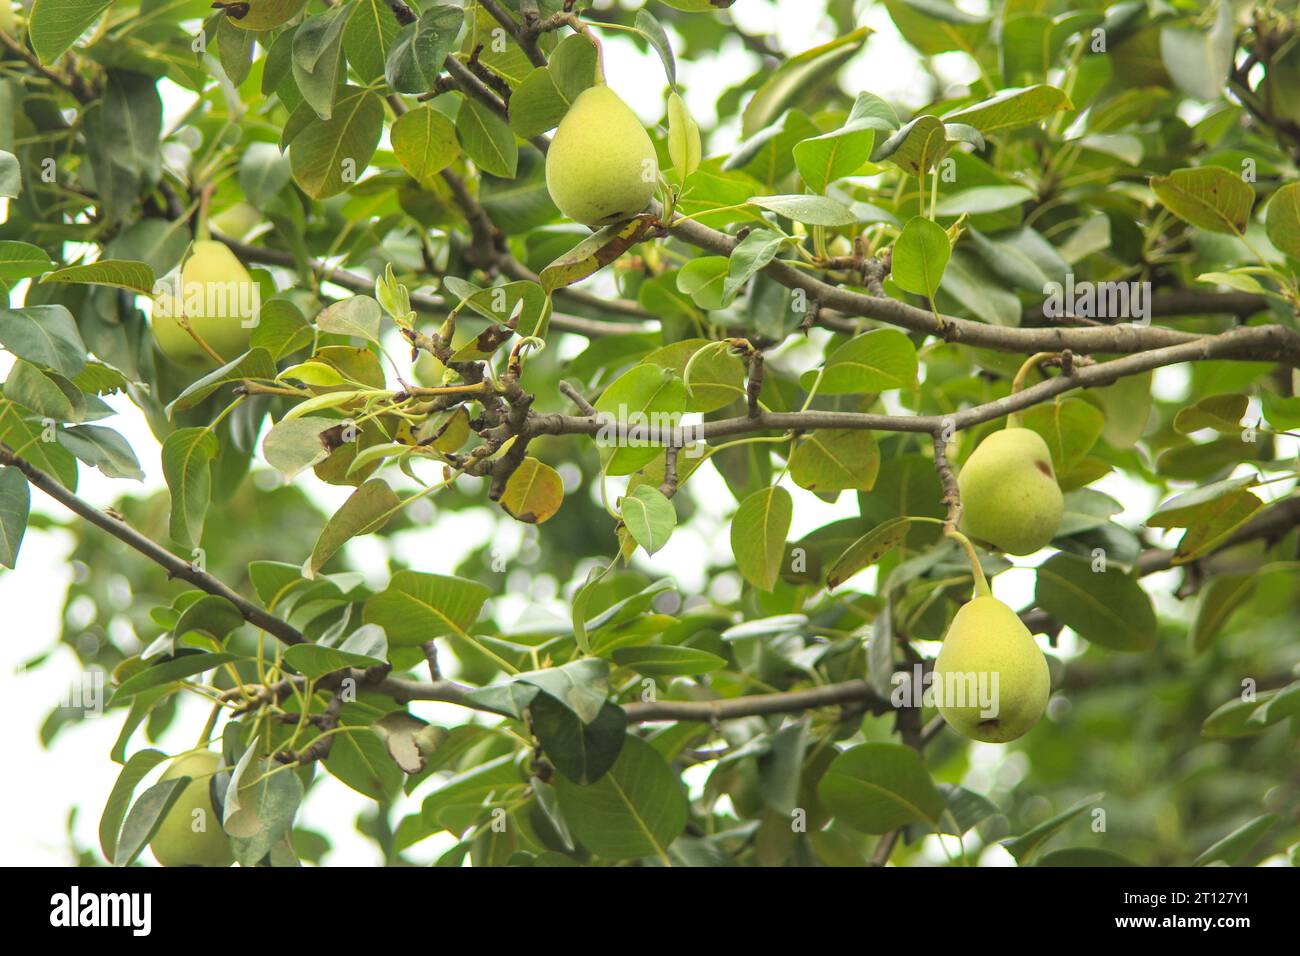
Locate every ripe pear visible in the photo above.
<box><xmin>152</xmin><ymin>240</ymin><xmax>257</xmax><ymax>366</ymax></box>
<box><xmin>546</xmin><ymin>84</ymin><xmax>658</xmax><ymax>227</ymax></box>
<box><xmin>932</xmin><ymin>596</ymin><xmax>1050</xmax><ymax>743</ymax></box>
<box><xmin>223</xmin><ymin>0</ymin><xmax>308</xmax><ymax>31</ymax></box>
<box><xmin>958</xmin><ymin>427</ymin><xmax>1063</xmax><ymax>555</ymax></box>
<box><xmin>149</xmin><ymin>750</ymin><xmax>234</xmax><ymax>867</ymax></box>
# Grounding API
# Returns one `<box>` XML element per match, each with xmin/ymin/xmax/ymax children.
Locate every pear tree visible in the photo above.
<box><xmin>1</xmin><ymin>0</ymin><xmax>1299</xmax><ymax>869</ymax></box>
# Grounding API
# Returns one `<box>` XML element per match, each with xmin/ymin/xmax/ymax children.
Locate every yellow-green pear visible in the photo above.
<box><xmin>223</xmin><ymin>0</ymin><xmax>307</xmax><ymax>31</ymax></box>
<box><xmin>152</xmin><ymin>240</ymin><xmax>257</xmax><ymax>366</ymax></box>
<box><xmin>958</xmin><ymin>427</ymin><xmax>1063</xmax><ymax>555</ymax></box>
<box><xmin>0</xmin><ymin>2</ymin><xmax>17</xmax><ymax>36</ymax></box>
<box><xmin>149</xmin><ymin>750</ymin><xmax>234</xmax><ymax>867</ymax></box>
<box><xmin>546</xmin><ymin>84</ymin><xmax>658</xmax><ymax>227</ymax></box>
<box><xmin>932</xmin><ymin>596</ymin><xmax>1050</xmax><ymax>743</ymax></box>
<box><xmin>210</xmin><ymin>202</ymin><xmax>263</xmax><ymax>242</ymax></box>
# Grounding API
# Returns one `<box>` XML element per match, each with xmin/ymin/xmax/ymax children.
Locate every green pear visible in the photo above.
<box><xmin>932</xmin><ymin>596</ymin><xmax>1050</xmax><ymax>743</ymax></box>
<box><xmin>223</xmin><ymin>0</ymin><xmax>307</xmax><ymax>31</ymax></box>
<box><xmin>0</xmin><ymin>2</ymin><xmax>17</xmax><ymax>36</ymax></box>
<box><xmin>958</xmin><ymin>427</ymin><xmax>1063</xmax><ymax>555</ymax></box>
<box><xmin>546</xmin><ymin>85</ymin><xmax>658</xmax><ymax>227</ymax></box>
<box><xmin>152</xmin><ymin>240</ymin><xmax>257</xmax><ymax>366</ymax></box>
<box><xmin>149</xmin><ymin>750</ymin><xmax>234</xmax><ymax>867</ymax></box>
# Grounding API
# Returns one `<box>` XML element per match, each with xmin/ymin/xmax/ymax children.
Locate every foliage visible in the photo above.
<box><xmin>1</xmin><ymin>0</ymin><xmax>1299</xmax><ymax>867</ymax></box>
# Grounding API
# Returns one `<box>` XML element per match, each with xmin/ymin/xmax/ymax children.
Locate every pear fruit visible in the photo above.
<box><xmin>958</xmin><ymin>427</ymin><xmax>1062</xmax><ymax>555</ymax></box>
<box><xmin>223</xmin><ymin>0</ymin><xmax>308</xmax><ymax>31</ymax></box>
<box><xmin>152</xmin><ymin>240</ymin><xmax>257</xmax><ymax>366</ymax></box>
<box><xmin>546</xmin><ymin>85</ymin><xmax>658</xmax><ymax>227</ymax></box>
<box><xmin>932</xmin><ymin>596</ymin><xmax>1050</xmax><ymax>743</ymax></box>
<box><xmin>0</xmin><ymin>2</ymin><xmax>17</xmax><ymax>36</ymax></box>
<box><xmin>149</xmin><ymin>750</ymin><xmax>234</xmax><ymax>867</ymax></box>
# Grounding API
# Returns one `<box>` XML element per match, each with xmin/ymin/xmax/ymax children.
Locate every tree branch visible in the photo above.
<box><xmin>214</xmin><ymin>232</ymin><xmax>646</xmax><ymax>337</ymax></box>
<box><xmin>528</xmin><ymin>324</ymin><xmax>1300</xmax><ymax>446</ymax></box>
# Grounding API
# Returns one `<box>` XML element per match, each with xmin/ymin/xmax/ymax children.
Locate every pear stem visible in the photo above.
<box><xmin>1007</xmin><ymin>352</ymin><xmax>1059</xmax><ymax>428</ymax></box>
<box><xmin>945</xmin><ymin>527</ymin><xmax>991</xmax><ymax>599</ymax></box>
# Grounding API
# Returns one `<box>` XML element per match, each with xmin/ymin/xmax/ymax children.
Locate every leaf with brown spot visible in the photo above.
<box><xmin>826</xmin><ymin>516</ymin><xmax>914</xmax><ymax>590</ymax></box>
<box><xmin>789</xmin><ymin>429</ymin><xmax>879</xmax><ymax>492</ymax></box>
<box><xmin>539</xmin><ymin>216</ymin><xmax>664</xmax><ymax>294</ymax></box>
<box><xmin>499</xmin><ymin>457</ymin><xmax>564</xmax><ymax>524</ymax></box>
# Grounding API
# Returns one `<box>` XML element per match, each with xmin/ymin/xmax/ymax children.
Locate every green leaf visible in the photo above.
<box><xmin>309</xmin><ymin>478</ymin><xmax>401</xmax><ymax>574</ymax></box>
<box><xmin>509</xmin><ymin>35</ymin><xmax>598</xmax><ymax>138</ymax></box>
<box><xmin>0</xmin><ymin>464</ymin><xmax>30</xmax><ymax>568</ymax></box>
<box><xmin>789</xmin><ymin>429</ymin><xmax>879</xmax><ymax>492</ymax></box>
<box><xmin>0</xmin><ymin>305</ymin><xmax>88</xmax><ymax>378</ymax></box>
<box><xmin>621</xmin><ymin>484</ymin><xmax>676</xmax><ymax>555</ymax></box>
<box><xmin>261</xmin><ymin>416</ymin><xmax>336</xmax><ymax>480</ymax></box>
<box><xmin>1193</xmin><ymin>814</ymin><xmax>1277</xmax><ymax>866</ymax></box>
<box><xmin>826</xmin><ymin>516</ymin><xmax>914</xmax><ymax>590</ymax></box>
<box><xmin>793</xmin><ymin>121</ymin><xmax>875</xmax><ymax>195</ymax></box>
<box><xmin>1001</xmin><ymin>792</ymin><xmax>1104</xmax><ymax>864</ymax></box>
<box><xmin>282</xmin><ymin>623</ymin><xmax>388</xmax><ymax>678</ymax></box>
<box><xmin>57</xmin><ymin>424</ymin><xmax>144</xmax><ymax>481</ymax></box>
<box><xmin>292</xmin><ymin>6</ymin><xmax>349</xmax><ymax>120</ymax></box>
<box><xmin>499</xmin><ymin>456</ymin><xmax>564</xmax><ymax>524</ymax></box>
<box><xmin>1034</xmin><ymin>553</ymin><xmax>1156</xmax><ymax>651</ymax></box>
<box><xmin>99</xmin><ymin>749</ymin><xmax>168</xmax><ymax>865</ymax></box>
<box><xmin>161</xmin><ymin>427</ymin><xmax>219</xmax><ymax>550</ymax></box>
<box><xmin>1265</xmin><ymin>181</ymin><xmax>1300</xmax><ymax>261</ymax></box>
<box><xmin>363</xmin><ymin>570</ymin><xmax>491</xmax><ymax>647</ymax></box>
<box><xmin>891</xmin><ymin>215</ymin><xmax>951</xmax><ymax>296</ymax></box>
<box><xmin>0</xmin><ymin>241</ymin><xmax>56</xmax><ymax>283</ymax></box>
<box><xmin>635</xmin><ymin>9</ymin><xmax>676</xmax><ymax>88</ymax></box>
<box><xmin>1191</xmin><ymin>573</ymin><xmax>1257</xmax><ymax>654</ymax></box>
<box><xmin>818</xmin><ymin>742</ymin><xmax>945</xmax><ymax>834</ymax></box>
<box><xmin>167</xmin><ymin>348</ymin><xmax>278</xmax><ymax>416</ymax></box>
<box><xmin>749</xmin><ymin>194</ymin><xmax>856</xmax><ymax>227</ymax></box>
<box><xmin>594</xmin><ymin>364</ymin><xmax>687</xmax><ymax>475</ymax></box>
<box><xmin>1173</xmin><ymin>393</ymin><xmax>1248</xmax><ymax>434</ymax></box>
<box><xmin>28</xmin><ymin>0</ymin><xmax>113</xmax><ymax>64</ymax></box>
<box><xmin>741</xmin><ymin>26</ymin><xmax>871</xmax><ymax>137</ymax></box>
<box><xmin>325</xmin><ymin>728</ymin><xmax>402</xmax><ymax>801</ymax></box>
<box><xmin>941</xmin><ymin>85</ymin><xmax>1072</xmax><ymax>133</ymax></box>
<box><xmin>287</xmin><ymin>87</ymin><xmax>384</xmax><ymax>200</ymax></box>
<box><xmin>884</xmin><ymin>0</ymin><xmax>988</xmax><ymax>57</ymax></box>
<box><xmin>174</xmin><ymin>594</ymin><xmax>245</xmax><ymax>642</ymax></box>
<box><xmin>530</xmin><ymin>696</ymin><xmax>627</xmax><ymax>785</ymax></box>
<box><xmin>113</xmin><ymin>777</ymin><xmax>190</xmax><ymax>866</ymax></box>
<box><xmin>1150</xmin><ymin>166</ymin><xmax>1254</xmax><ymax>236</ymax></box>
<box><xmin>110</xmin><ymin>652</ymin><xmax>241</xmax><ymax>702</ymax></box>
<box><xmin>731</xmin><ymin>485</ymin><xmax>792</xmax><ymax>591</ymax></box>
<box><xmin>344</xmin><ymin>0</ymin><xmax>404</xmax><ymax>84</ymax></box>
<box><xmin>1159</xmin><ymin>1</ymin><xmax>1234</xmax><ymax>101</ymax></box>
<box><xmin>723</xmin><ymin>228</ymin><xmax>784</xmax><ymax>302</ymax></box>
<box><xmin>390</xmin><ymin>105</ymin><xmax>459</xmax><ymax>187</ymax></box>
<box><xmin>610</xmin><ymin>644</ymin><xmax>726</xmax><ymax>677</ymax></box>
<box><xmin>456</xmin><ymin>98</ymin><xmax>518</xmax><ymax>179</ymax></box>
<box><xmin>316</xmin><ymin>295</ymin><xmax>382</xmax><ymax>344</ymax></box>
<box><xmin>873</xmin><ymin>114</ymin><xmax>953</xmax><ymax>177</ymax></box>
<box><xmin>551</xmin><ymin>735</ymin><xmax>687</xmax><ymax>861</ymax></box>
<box><xmin>42</xmin><ymin>258</ymin><xmax>156</xmax><ymax>295</ymax></box>
<box><xmin>1020</xmin><ymin>397</ymin><xmax>1105</xmax><ymax>473</ymax></box>
<box><xmin>801</xmin><ymin>328</ymin><xmax>918</xmax><ymax>394</ymax></box>
<box><xmin>384</xmin><ymin>3</ymin><xmax>464</xmax><ymax>94</ymax></box>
